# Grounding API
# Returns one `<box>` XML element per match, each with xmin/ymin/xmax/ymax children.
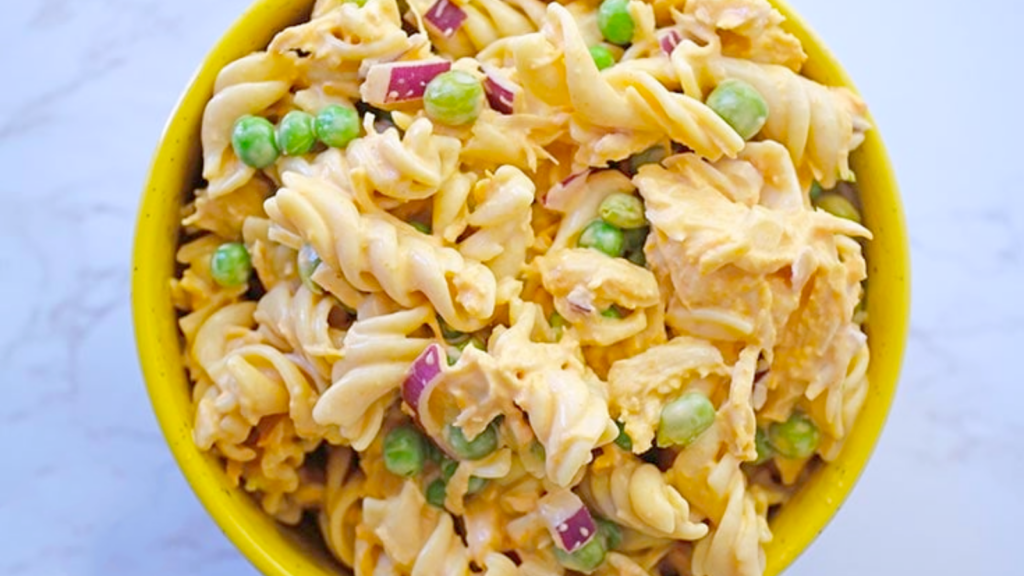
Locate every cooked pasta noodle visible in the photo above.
<box><xmin>314</xmin><ymin>305</ymin><xmax>435</xmax><ymax>450</ymax></box>
<box><xmin>583</xmin><ymin>448</ymin><xmax>708</xmax><ymax>541</ymax></box>
<box><xmin>265</xmin><ymin>171</ymin><xmax>498</xmax><ymax>331</ymax></box>
<box><xmin>173</xmin><ymin>0</ymin><xmax>875</xmax><ymax>573</ymax></box>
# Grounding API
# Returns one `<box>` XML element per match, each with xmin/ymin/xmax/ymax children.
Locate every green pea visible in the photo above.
<box><xmin>232</xmin><ymin>115</ymin><xmax>280</xmax><ymax>169</ymax></box>
<box><xmin>578</xmin><ymin>220</ymin><xmax>625</xmax><ymax>258</ymax></box>
<box><xmin>410</xmin><ymin>221</ymin><xmax>431</xmax><ymax>234</ymax></box>
<box><xmin>555</xmin><ymin>533</ymin><xmax>607</xmax><ymax>573</ymax></box>
<box><xmin>768</xmin><ymin>413</ymin><xmax>820</xmax><ymax>459</ymax></box>
<box><xmin>383</xmin><ymin>425</ymin><xmax>426</xmax><ymax>477</ymax></box>
<box><xmin>549</xmin><ymin>312</ymin><xmax>567</xmax><ymax>341</ymax></box>
<box><xmin>530</xmin><ymin>439</ymin><xmax>546</xmax><ymax>460</ymax></box>
<box><xmin>815</xmin><ymin>193</ymin><xmax>862</xmax><ymax>223</ymax></box>
<box><xmin>441</xmin><ymin>458</ymin><xmax>458</xmax><ymax>481</ymax></box>
<box><xmin>596</xmin><ymin>517</ymin><xmax>622</xmax><ymax>550</ymax></box>
<box><xmin>623</xmin><ymin>226</ymin><xmax>649</xmax><ymax>267</ymax></box>
<box><xmin>753</xmin><ymin>427</ymin><xmax>774</xmax><ymax>465</ymax></box>
<box><xmin>623</xmin><ymin>145</ymin><xmax>668</xmax><ymax>176</ymax></box>
<box><xmin>438</xmin><ymin>316</ymin><xmax>466</xmax><ymax>343</ymax></box>
<box><xmin>447</xmin><ymin>421</ymin><xmax>499</xmax><ymax>461</ymax></box>
<box><xmin>297</xmin><ymin>243</ymin><xmax>323</xmax><ymax>294</ymax></box>
<box><xmin>597</xmin><ymin>0</ymin><xmax>634</xmax><ymax>46</ymax></box>
<box><xmin>424</xmin><ymin>70</ymin><xmax>484</xmax><ymax>126</ymax></box>
<box><xmin>656</xmin><ymin>392</ymin><xmax>716</xmax><ymax>448</ymax></box>
<box><xmin>345</xmin><ymin>0</ymin><xmax>368</xmax><ymax>5</ymax></box>
<box><xmin>210</xmin><ymin>242</ymin><xmax>253</xmax><ymax>288</ymax></box>
<box><xmin>439</xmin><ymin>458</ymin><xmax>486</xmax><ymax>494</ymax></box>
<box><xmin>456</xmin><ymin>335</ymin><xmax>485</xmax><ymax>352</ymax></box>
<box><xmin>446</xmin><ymin>336</ymin><xmax>482</xmax><ymax>366</ymax></box>
<box><xmin>613</xmin><ymin>421</ymin><xmax>632</xmax><ymax>451</ymax></box>
<box><xmin>426</xmin><ymin>478</ymin><xmax>447</xmax><ymax>508</ymax></box>
<box><xmin>425</xmin><ymin>440</ymin><xmax>444</xmax><ymax>463</ymax></box>
<box><xmin>599</xmin><ymin>192</ymin><xmax>646</xmax><ymax>229</ymax></box>
<box><xmin>467</xmin><ymin>476</ymin><xmax>487</xmax><ymax>494</ymax></box>
<box><xmin>589</xmin><ymin>45</ymin><xmax>616</xmax><ymax>71</ymax></box>
<box><xmin>706</xmin><ymin>79</ymin><xmax>769</xmax><ymax>140</ymax></box>
<box><xmin>315</xmin><ymin>105</ymin><xmax>360</xmax><ymax>148</ymax></box>
<box><xmin>276</xmin><ymin>111</ymin><xmax>317</xmax><ymax>156</ymax></box>
<box><xmin>622</xmin><ymin>225</ymin><xmax>649</xmax><ymax>253</ymax></box>
<box><xmin>809</xmin><ymin>181</ymin><xmax>824</xmax><ymax>201</ymax></box>
<box><xmin>600</xmin><ymin>307</ymin><xmax>623</xmax><ymax>319</ymax></box>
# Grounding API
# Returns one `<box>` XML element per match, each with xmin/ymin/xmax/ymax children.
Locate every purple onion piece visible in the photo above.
<box><xmin>660</xmin><ymin>29</ymin><xmax>682</xmax><ymax>55</ymax></box>
<box><xmin>539</xmin><ymin>489</ymin><xmax>598</xmax><ymax>553</ymax></box>
<box><xmin>403</xmin><ymin>343</ymin><xmax>444</xmax><ymax>411</ymax></box>
<box><xmin>560</xmin><ymin>170</ymin><xmax>589</xmax><ymax>188</ymax></box>
<box><xmin>484</xmin><ymin>74</ymin><xmax>516</xmax><ymax>114</ymax></box>
<box><xmin>556</xmin><ymin>506</ymin><xmax>599</xmax><ymax>553</ymax></box>
<box><xmin>543</xmin><ymin>169</ymin><xmax>591</xmax><ymax>210</ymax></box>
<box><xmin>424</xmin><ymin>0</ymin><xmax>467</xmax><ymax>37</ymax></box>
<box><xmin>363</xmin><ymin>60</ymin><xmax>452</xmax><ymax>106</ymax></box>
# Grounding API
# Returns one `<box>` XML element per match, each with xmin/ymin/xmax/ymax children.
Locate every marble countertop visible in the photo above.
<box><xmin>0</xmin><ymin>0</ymin><xmax>1018</xmax><ymax>574</ymax></box>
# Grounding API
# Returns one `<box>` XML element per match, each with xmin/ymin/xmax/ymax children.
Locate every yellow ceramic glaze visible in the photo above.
<box><xmin>132</xmin><ymin>1</ymin><xmax>910</xmax><ymax>574</ymax></box>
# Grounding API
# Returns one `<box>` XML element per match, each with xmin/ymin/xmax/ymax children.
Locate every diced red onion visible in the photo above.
<box><xmin>565</xmin><ymin>287</ymin><xmax>595</xmax><ymax>315</ymax></box>
<box><xmin>403</xmin><ymin>343</ymin><xmax>445</xmax><ymax>411</ymax></box>
<box><xmin>538</xmin><ymin>489</ymin><xmax>598</xmax><ymax>553</ymax></box>
<box><xmin>424</xmin><ymin>0</ymin><xmax>467</xmax><ymax>37</ymax></box>
<box><xmin>484</xmin><ymin>73</ymin><xmax>516</xmax><ymax>115</ymax></box>
<box><xmin>560</xmin><ymin>171</ymin><xmax>588</xmax><ymax>188</ymax></box>
<box><xmin>543</xmin><ymin>170</ymin><xmax>591</xmax><ymax>211</ymax></box>
<box><xmin>660</xmin><ymin>29</ymin><xmax>682</xmax><ymax>55</ymax></box>
<box><xmin>362</xmin><ymin>60</ymin><xmax>452</xmax><ymax>106</ymax></box>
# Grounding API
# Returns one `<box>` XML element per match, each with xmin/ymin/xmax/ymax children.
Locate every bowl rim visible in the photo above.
<box><xmin>132</xmin><ymin>1</ymin><xmax>911</xmax><ymax>574</ymax></box>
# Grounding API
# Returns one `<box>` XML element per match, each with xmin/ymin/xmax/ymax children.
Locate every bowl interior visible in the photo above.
<box><xmin>132</xmin><ymin>1</ymin><xmax>910</xmax><ymax>574</ymax></box>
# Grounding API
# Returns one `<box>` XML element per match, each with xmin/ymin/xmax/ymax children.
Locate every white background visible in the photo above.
<box><xmin>0</xmin><ymin>0</ymin><xmax>1019</xmax><ymax>574</ymax></box>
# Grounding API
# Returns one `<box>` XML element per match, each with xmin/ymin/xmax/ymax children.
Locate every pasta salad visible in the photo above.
<box><xmin>171</xmin><ymin>0</ymin><xmax>872</xmax><ymax>574</ymax></box>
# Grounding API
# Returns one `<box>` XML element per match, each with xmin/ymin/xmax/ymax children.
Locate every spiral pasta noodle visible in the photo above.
<box><xmin>313</xmin><ymin>305</ymin><xmax>435</xmax><ymax>450</ymax></box>
<box><xmin>200</xmin><ymin>53</ymin><xmax>296</xmax><ymax>197</ymax></box>
<box><xmin>509</xmin><ymin>3</ymin><xmax>744</xmax><ymax>165</ymax></box>
<box><xmin>265</xmin><ymin>171</ymin><xmax>498</xmax><ymax>332</ymax></box>
<box><xmin>270</xmin><ymin>0</ymin><xmax>425</xmax><ymax>101</ymax></box>
<box><xmin>360</xmin><ymin>481</ymin><xmax>474</xmax><ymax>574</ymax></box>
<box><xmin>658</xmin><ymin>26</ymin><xmax>867</xmax><ymax>188</ymax></box>
<box><xmin>583</xmin><ymin>448</ymin><xmax>708</xmax><ymax>541</ymax></box>
<box><xmin>487</xmin><ymin>302</ymin><xmax>619</xmax><ymax>486</ymax></box>
<box><xmin>254</xmin><ymin>282</ymin><xmax>347</xmax><ymax>384</ymax></box>
<box><xmin>707</xmin><ymin>58</ymin><xmax>868</xmax><ymax>188</ymax></box>
<box><xmin>347</xmin><ymin>116</ymin><xmax>462</xmax><ymax>202</ymax></box>
<box><xmin>536</xmin><ymin>247</ymin><xmax>662</xmax><ymax>346</ymax></box>
<box><xmin>319</xmin><ymin>446</ymin><xmax>366</xmax><ymax>567</ymax></box>
<box><xmin>407</xmin><ymin>0</ymin><xmax>546</xmax><ymax>59</ymax></box>
<box><xmin>457</xmin><ymin>165</ymin><xmax>536</xmax><ymax>280</ymax></box>
<box><xmin>175</xmin><ymin>0</ymin><xmax>877</xmax><ymax>573</ymax></box>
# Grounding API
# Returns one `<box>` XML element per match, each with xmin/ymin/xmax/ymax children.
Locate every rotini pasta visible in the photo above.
<box><xmin>173</xmin><ymin>0</ymin><xmax>876</xmax><ymax>573</ymax></box>
<box><xmin>265</xmin><ymin>171</ymin><xmax>498</xmax><ymax>331</ymax></box>
<box><xmin>254</xmin><ymin>282</ymin><xmax>348</xmax><ymax>385</ymax></box>
<box><xmin>510</xmin><ymin>3</ymin><xmax>745</xmax><ymax>166</ymax></box>
<box><xmin>313</xmin><ymin>305</ymin><xmax>435</xmax><ymax>450</ymax></box>
<box><xmin>407</xmin><ymin>0</ymin><xmax>546</xmax><ymax>59</ymax></box>
<box><xmin>200</xmin><ymin>53</ymin><xmax>296</xmax><ymax>197</ymax></box>
<box><xmin>457</xmin><ymin>165</ymin><xmax>536</xmax><ymax>280</ymax></box>
<box><xmin>583</xmin><ymin>447</ymin><xmax>708</xmax><ymax>541</ymax></box>
<box><xmin>346</xmin><ymin>116</ymin><xmax>462</xmax><ymax>202</ymax></box>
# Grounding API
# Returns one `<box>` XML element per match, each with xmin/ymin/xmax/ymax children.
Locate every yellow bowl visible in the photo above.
<box><xmin>132</xmin><ymin>1</ymin><xmax>910</xmax><ymax>574</ymax></box>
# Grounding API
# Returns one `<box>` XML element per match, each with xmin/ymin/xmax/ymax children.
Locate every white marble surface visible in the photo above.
<box><xmin>0</xmin><ymin>0</ymin><xmax>1019</xmax><ymax>574</ymax></box>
